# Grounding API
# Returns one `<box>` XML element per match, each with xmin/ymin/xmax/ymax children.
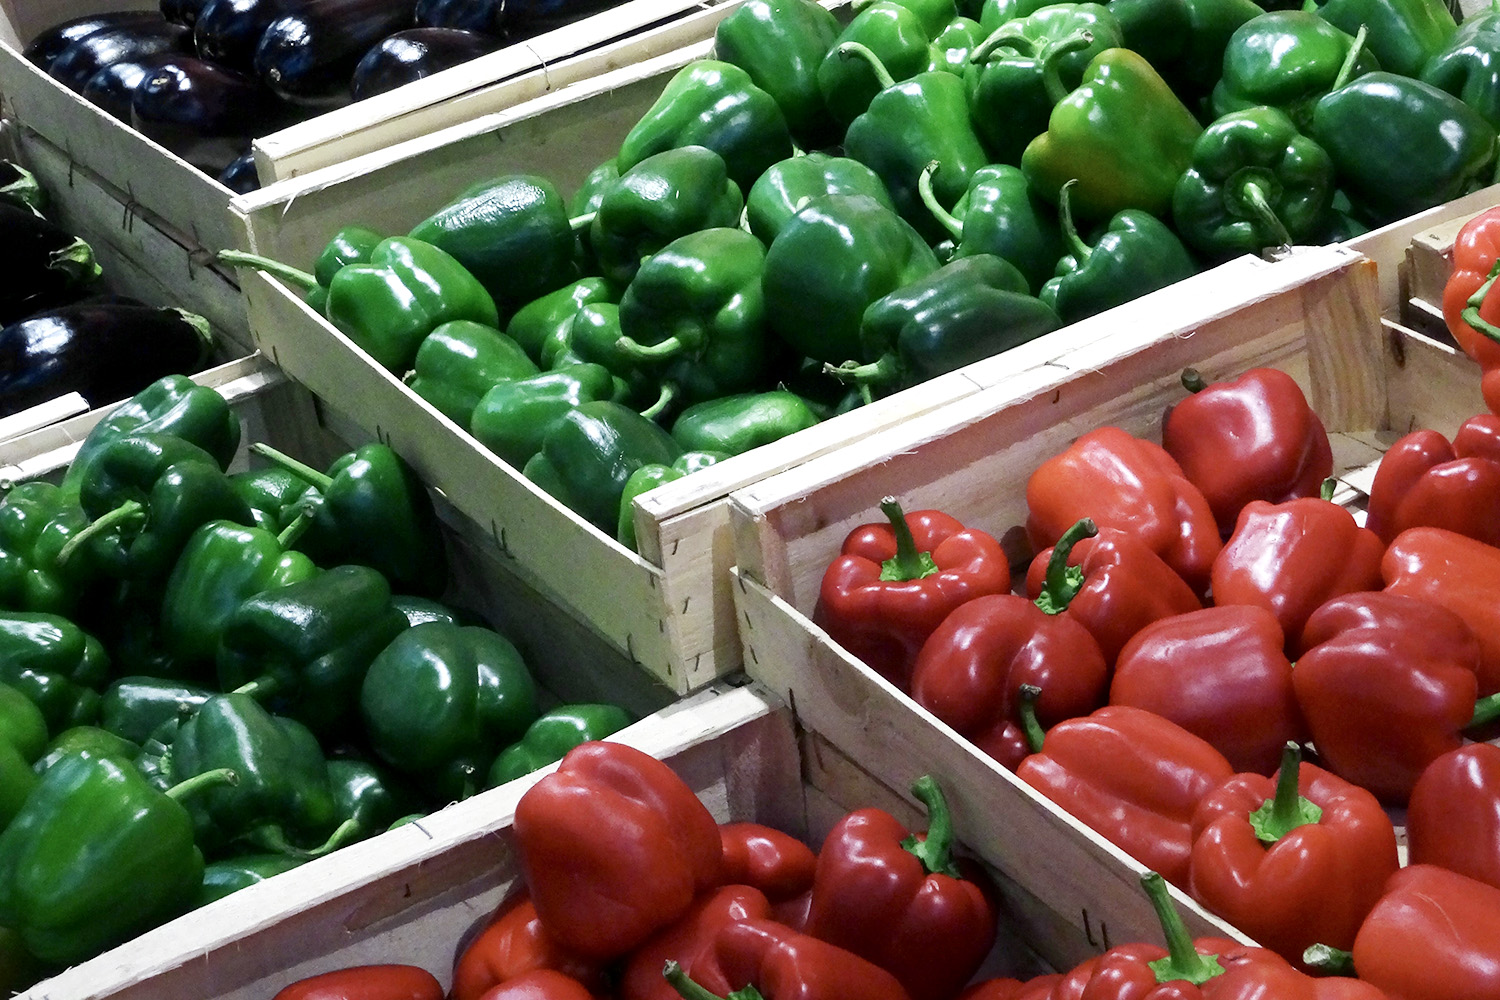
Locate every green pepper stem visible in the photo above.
<box><xmin>1237</xmin><ymin>177</ymin><xmax>1292</xmax><ymax>250</ymax></box>
<box><xmin>1320</xmin><ymin>478</ymin><xmax>1337</xmax><ymax>501</ymax></box>
<box><xmin>249</xmin><ymin>817</ymin><xmax>362</xmax><ymax>858</ymax></box>
<box><xmin>823</xmin><ymin>355</ymin><xmax>902</xmax><ymax>388</ymax></box>
<box><xmin>1142</xmin><ymin>872</ymin><xmax>1226</xmax><ymax>985</ymax></box>
<box><xmin>1469</xmin><ymin>691</ymin><xmax>1500</xmax><ymax>729</ymax></box>
<box><xmin>231</xmin><ymin>676</ymin><xmax>280</xmax><ymax>701</ymax></box>
<box><xmin>277</xmin><ymin>507</ymin><xmax>314</xmax><ymax>549</ymax></box>
<box><xmin>1040</xmin><ymin>31</ymin><xmax>1095</xmax><ymax>106</ymax></box>
<box><xmin>1018</xmin><ymin>683</ymin><xmax>1045</xmax><ymax>753</ymax></box>
<box><xmin>664</xmin><ymin>960</ymin><xmax>748</xmax><ymax>1000</ymax></box>
<box><xmin>1249</xmin><ymin>742</ymin><xmax>1322</xmax><ymax>844</ymax></box>
<box><xmin>165</xmin><ymin>767</ymin><xmax>239</xmax><ymax>802</ymax></box>
<box><xmin>569</xmin><ymin>211</ymin><xmax>596</xmax><ymax>232</ymax></box>
<box><xmin>971</xmin><ymin>27</ymin><xmax>1035</xmax><ymax>62</ymax></box>
<box><xmin>1329</xmin><ymin>24</ymin><xmax>1368</xmax><ymax>92</ymax></box>
<box><xmin>56</xmin><ymin>499</ymin><xmax>145</xmax><ymax>567</ymax></box>
<box><xmin>250</xmin><ymin>443</ymin><xmax>335</xmax><ymax>492</ymax></box>
<box><xmin>639</xmin><ymin>382</ymin><xmax>677</xmax><ymax>422</ymax></box>
<box><xmin>879</xmin><ymin>496</ymin><xmax>940</xmax><ymax>581</ymax></box>
<box><xmin>1035</xmin><ymin>517</ymin><xmax>1097</xmax><ymax>615</ymax></box>
<box><xmin>1303</xmin><ymin>944</ymin><xmax>1356</xmax><ymax>976</ymax></box>
<box><xmin>1462</xmin><ymin>259</ymin><xmax>1500</xmax><ymax>345</ymax></box>
<box><xmin>1180</xmin><ymin>368</ymin><xmax>1208</xmax><ymax>393</ymax></box>
<box><xmin>218</xmin><ymin>250</ymin><xmax>320</xmax><ymax>294</ymax></box>
<box><xmin>838</xmin><ymin>41</ymin><xmax>896</xmax><ymax>91</ymax></box>
<box><xmin>617</xmin><ymin>334</ymin><xmax>685</xmax><ymax>363</ymax></box>
<box><xmin>1057</xmin><ymin>179</ymin><xmax>1091</xmax><ymax>261</ymax></box>
<box><xmin>919</xmin><ymin>161</ymin><xmax>966</xmax><ymax>241</ymax></box>
<box><xmin>902</xmin><ymin>774</ymin><xmax>962</xmax><ymax>878</ymax></box>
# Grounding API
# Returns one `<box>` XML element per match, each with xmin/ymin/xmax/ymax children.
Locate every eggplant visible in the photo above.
<box><xmin>0</xmin><ymin>160</ymin><xmax>46</xmax><ymax>216</ymax></box>
<box><xmin>414</xmin><ymin>0</ymin><xmax>614</xmax><ymax>36</ymax></box>
<box><xmin>413</xmin><ymin>0</ymin><xmax>505</xmax><ymax>35</ymax></box>
<box><xmin>193</xmin><ymin>0</ymin><xmax>291</xmax><ymax>72</ymax></box>
<box><xmin>47</xmin><ymin>20</ymin><xmax>193</xmax><ymax>93</ymax></box>
<box><xmin>23</xmin><ymin>11</ymin><xmax>167</xmax><ymax>72</ymax></box>
<box><xmin>350</xmin><ymin>28</ymin><xmax>502</xmax><ymax>100</ymax></box>
<box><xmin>0</xmin><ymin>202</ymin><xmax>103</xmax><ymax>327</ymax></box>
<box><xmin>161</xmin><ymin>0</ymin><xmax>214</xmax><ymax>26</ymax></box>
<box><xmin>0</xmin><ymin>296</ymin><xmax>213</xmax><ymax>418</ymax></box>
<box><xmin>81</xmin><ymin>55</ymin><xmax>178</xmax><ymax>122</ymax></box>
<box><xmin>216</xmin><ymin>149</ymin><xmax>262</xmax><ymax>194</ymax></box>
<box><xmin>130</xmin><ymin>57</ymin><xmax>302</xmax><ymax>174</ymax></box>
<box><xmin>254</xmin><ymin>0</ymin><xmax>415</xmax><ymax>108</ymax></box>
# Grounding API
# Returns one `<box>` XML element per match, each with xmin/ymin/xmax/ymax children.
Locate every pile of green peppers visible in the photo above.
<box><xmin>0</xmin><ymin>376</ymin><xmax>636</xmax><ymax>991</ymax></box>
<box><xmin>225</xmin><ymin>0</ymin><xmax>1497</xmax><ymax>551</ymax></box>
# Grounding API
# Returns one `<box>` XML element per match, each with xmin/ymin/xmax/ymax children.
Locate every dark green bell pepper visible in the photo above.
<box><xmin>0</xmin><ymin>682</ymin><xmax>47</xmax><ymax>764</ymax></box>
<box><xmin>763</xmin><ymin>193</ymin><xmax>941</xmax><ymax>365</ymax></box>
<box><xmin>1172</xmin><ymin>106</ymin><xmax>1335</xmax><ymax>262</ymax></box>
<box><xmin>323</xmin><ymin>757</ymin><xmax>424</xmax><ymax>848</ymax></box>
<box><xmin>196</xmin><ymin>853</ymin><xmax>303</xmax><ymax>907</ymax></box>
<box><xmin>486</xmin><ymin>703</ymin><xmax>633</xmax><ymax>788</ymax></box>
<box><xmin>505</xmin><ymin>277</ymin><xmax>620</xmax><ymax>366</ymax></box>
<box><xmin>616</xmin><ymin>451</ymin><xmax>726</xmax><ymax>551</ymax></box>
<box><xmin>616</xmin><ymin>60</ymin><xmax>794</xmax><ymax>192</ymax></box>
<box><xmin>1041</xmin><ymin>180</ymin><xmax>1199</xmax><ymax>323</ymax></box>
<box><xmin>392</xmin><ymin>594</ymin><xmax>474</xmax><ymax>628</ymax></box>
<box><xmin>1104</xmin><ymin>0</ymin><xmax>1193</xmax><ymax>77</ymax></box>
<box><xmin>0</xmin><ymin>738</ymin><xmax>36</xmax><ymax>830</ymax></box>
<box><xmin>875</xmin><ymin>0</ymin><xmax>963</xmax><ymax>36</ymax></box>
<box><xmin>100</xmin><ymin>676</ymin><xmax>212</xmax><ymax>745</ymax></box>
<box><xmin>979</xmin><ymin>0</ymin><xmax>1052</xmax><ymax>30</ymax></box>
<box><xmin>929</xmin><ymin>16</ymin><xmax>986</xmax><ymax>73</ymax></box>
<box><xmin>1157</xmin><ymin>0</ymin><xmax>1264</xmax><ymax>112</ymax></box>
<box><xmin>32</xmin><ymin>725</ymin><xmax>140</xmax><ymax>774</ymax></box>
<box><xmin>0</xmin><ymin>612</ymin><xmax>109</xmax><ymax>732</ymax></box>
<box><xmin>920</xmin><ymin>161</ymin><xmax>1066</xmax><ymax>294</ymax></box>
<box><xmin>820</xmin><ymin>1</ymin><xmax>935</xmax><ymax>125</ymax></box>
<box><xmin>1422</xmin><ymin>2</ymin><xmax>1500</xmax><ymax>130</ymax></box>
<box><xmin>0</xmin><ymin>481</ymin><xmax>93</xmax><ymax>615</ymax></box>
<box><xmin>469</xmin><ymin>363</ymin><xmax>621</xmax><ymax>469</ymax></box>
<box><xmin>669</xmin><ymin>391</ymin><xmax>822</xmax><ymax>455</ymax></box>
<box><xmin>746</xmin><ymin>153</ymin><xmax>896</xmax><ymax>245</ymax></box>
<box><xmin>551</xmin><ymin>303</ymin><xmax>663</xmax><ymax>412</ymax></box>
<box><xmin>1306</xmin><ymin>0</ymin><xmax>1454</xmax><ymax>78</ymax></box>
<box><xmin>405</xmin><ymin>320</ymin><xmax>540</xmax><ymax>428</ymax></box>
<box><xmin>1211</xmin><ymin>12</ymin><xmax>1379</xmax><ymax>125</ymax></box>
<box><xmin>230</xmin><ymin>467</ymin><xmax>308</xmax><ymax>535</ymax></box>
<box><xmin>714</xmin><ymin>0</ymin><xmax>843</xmax><ymax>146</ymax></box>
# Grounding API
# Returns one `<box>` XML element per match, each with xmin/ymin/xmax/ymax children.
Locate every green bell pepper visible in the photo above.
<box><xmin>1104</xmin><ymin>0</ymin><xmax>1193</xmax><ymax>77</ymax></box>
<box><xmin>0</xmin><ymin>481</ymin><xmax>93</xmax><ymax>615</ymax></box>
<box><xmin>873</xmin><ymin>0</ymin><xmax>962</xmax><ymax>35</ymax></box>
<box><xmin>230</xmin><ymin>467</ymin><xmax>308</xmax><ymax>535</ymax></box>
<box><xmin>763</xmin><ymin>193</ymin><xmax>941</xmax><ymax>365</ymax></box>
<box><xmin>0</xmin><ymin>612</ymin><xmax>108</xmax><ymax>732</ymax></box>
<box><xmin>1421</xmin><ymin>2</ymin><xmax>1500</xmax><ymax>130</ymax></box>
<box><xmin>486</xmin><ymin>703</ymin><xmax>634</xmax><ymax>788</ymax></box>
<box><xmin>1158</xmin><ymin>0</ymin><xmax>1264</xmax><ymax>112</ymax></box>
<box><xmin>0</xmin><ymin>682</ymin><xmax>47</xmax><ymax>764</ymax></box>
<box><xmin>0</xmin><ymin>925</ymin><xmax>41</xmax><ymax>996</ymax></box>
<box><xmin>820</xmin><ymin>2</ymin><xmax>935</xmax><ymax>125</ymax></box>
<box><xmin>616</xmin><ymin>227</ymin><xmax>772</xmax><ymax>406</ymax></box>
<box><xmin>392</xmin><ymin>594</ymin><xmax>473</xmax><ymax>628</ymax></box>
<box><xmin>100</xmin><ymin>676</ymin><xmax>211</xmax><ymax>745</ymax></box>
<box><xmin>1211</xmin><ymin>12</ymin><xmax>1379</xmax><ymax>125</ymax></box>
<box><xmin>0</xmin><ymin>752</ymin><xmax>233</xmax><ymax>964</ymax></box>
<box><xmin>217</xmin><ymin>565</ymin><xmax>410</xmax><ymax>739</ymax></box>
<box><xmin>196</xmin><ymin>853</ymin><xmax>303</xmax><ymax>907</ymax></box>
<box><xmin>249</xmin><ymin>442</ymin><xmax>448</xmax><ymax>598</ymax></box>
<box><xmin>616</xmin><ymin>60</ymin><xmax>794</xmax><ymax>193</ymax></box>
<box><xmin>405</xmin><ymin>320</ymin><xmax>540</xmax><ymax>428</ymax></box>
<box><xmin>713</xmin><ymin>0</ymin><xmax>843</xmax><ymax>146</ymax></box>
<box><xmin>314</xmin><ymin>225</ymin><xmax>383</xmax><ymax>288</ymax></box>
<box><xmin>1306</xmin><ymin>0</ymin><xmax>1454</xmax><ymax>78</ymax></box>
<box><xmin>929</xmin><ymin>16</ymin><xmax>986</xmax><ymax>73</ymax></box>
<box><xmin>746</xmin><ymin>153</ymin><xmax>896</xmax><ymax>245</ymax></box>
<box><xmin>359</xmin><ymin>621</ymin><xmax>539</xmax><ymax>784</ymax></box>
<box><xmin>551</xmin><ymin>303</ymin><xmax>662</xmax><ymax>412</ymax></box>
<box><xmin>979</xmin><ymin>0</ymin><xmax>1051</xmax><ymax>30</ymax></box>
<box><xmin>615</xmin><ymin>451</ymin><xmax>726</xmax><ymax>551</ymax></box>
<box><xmin>1172</xmin><ymin>106</ymin><xmax>1335</xmax><ymax>262</ymax></box>
<box><xmin>524</xmin><ymin>400</ymin><xmax>685</xmax><ymax>532</ymax></box>
<box><xmin>920</xmin><ymin>162</ymin><xmax>1066</xmax><ymax>294</ymax></box>
<box><xmin>469</xmin><ymin>363</ymin><xmax>621</xmax><ymax>469</ymax></box>
<box><xmin>31</xmin><ymin>725</ymin><xmax>140</xmax><ymax>774</ymax></box>
<box><xmin>323</xmin><ymin>757</ymin><xmax>424</xmax><ymax>848</ymax></box>
<box><xmin>505</xmin><ymin>277</ymin><xmax>620</xmax><ymax>366</ymax></box>
<box><xmin>1040</xmin><ymin>180</ymin><xmax>1199</xmax><ymax>323</ymax></box>
<box><xmin>0</xmin><ymin>738</ymin><xmax>36</xmax><ymax>831</ymax></box>
<box><xmin>669</xmin><ymin>391</ymin><xmax>822</xmax><ymax>455</ymax></box>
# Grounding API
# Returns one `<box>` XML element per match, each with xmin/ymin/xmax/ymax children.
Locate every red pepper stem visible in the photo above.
<box><xmin>639</xmin><ymin>382</ymin><xmax>677</xmax><ymax>422</ymax></box>
<box><xmin>1329</xmin><ymin>24</ymin><xmax>1368</xmax><ymax>93</ymax></box>
<box><xmin>217</xmin><ymin>250</ymin><xmax>320</xmax><ymax>294</ymax></box>
<box><xmin>823</xmin><ymin>355</ymin><xmax>901</xmax><ymax>388</ymax></box>
<box><xmin>1469</xmin><ymin>691</ymin><xmax>1500</xmax><ymax>729</ymax></box>
<box><xmin>1035</xmin><ymin>517</ymin><xmax>1097</xmax><ymax>615</ymax></box>
<box><xmin>1236</xmin><ymin>177</ymin><xmax>1292</xmax><ymax>250</ymax></box>
<box><xmin>837</xmin><ymin>41</ymin><xmax>896</xmax><ymax>91</ymax></box>
<box><xmin>1302</xmin><ymin>944</ymin><xmax>1356</xmax><ymax>976</ymax></box>
<box><xmin>56</xmin><ymin>499</ymin><xmax>145</xmax><ymax>567</ymax></box>
<box><xmin>1019</xmin><ymin>683</ymin><xmax>1045</xmax><ymax>753</ymax></box>
<box><xmin>569</xmin><ymin>211</ymin><xmax>596</xmax><ymax>232</ymax></box>
<box><xmin>1249</xmin><ymin>742</ymin><xmax>1322</xmax><ymax>844</ymax></box>
<box><xmin>1320</xmin><ymin>478</ymin><xmax>1337</xmax><ymax>501</ymax></box>
<box><xmin>919</xmin><ymin>161</ymin><xmax>965</xmax><ymax>241</ymax></box>
<box><xmin>1058</xmin><ymin>180</ymin><xmax>1091</xmax><ymax>262</ymax></box>
<box><xmin>878</xmin><ymin>496</ymin><xmax>939</xmax><ymax>581</ymax></box>
<box><xmin>165</xmin><ymin>767</ymin><xmax>239</xmax><ymax>803</ymax></box>
<box><xmin>1142</xmin><ymin>872</ymin><xmax>1226</xmax><ymax>985</ymax></box>
<box><xmin>618</xmin><ymin>334</ymin><xmax>685</xmax><ymax>363</ymax></box>
<box><xmin>1462</xmin><ymin>258</ymin><xmax>1500</xmax><ymax>345</ymax></box>
<box><xmin>1180</xmin><ymin>368</ymin><xmax>1208</xmax><ymax>393</ymax></box>
<box><xmin>250</xmin><ymin>443</ymin><xmax>335</xmax><ymax>493</ymax></box>
<box><xmin>903</xmin><ymin>774</ymin><xmax>962</xmax><ymax>878</ymax></box>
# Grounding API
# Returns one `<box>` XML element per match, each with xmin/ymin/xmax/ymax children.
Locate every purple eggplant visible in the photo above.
<box><xmin>130</xmin><ymin>56</ymin><xmax>301</xmax><ymax>174</ymax></box>
<box><xmin>414</xmin><ymin>0</ymin><xmax>614</xmax><ymax>36</ymax></box>
<box><xmin>161</xmin><ymin>0</ymin><xmax>214</xmax><ymax>26</ymax></box>
<box><xmin>193</xmin><ymin>0</ymin><xmax>291</xmax><ymax>72</ymax></box>
<box><xmin>23</xmin><ymin>11</ymin><xmax>167</xmax><ymax>72</ymax></box>
<box><xmin>216</xmin><ymin>149</ymin><xmax>262</xmax><ymax>194</ymax></box>
<box><xmin>81</xmin><ymin>55</ymin><xmax>178</xmax><ymax>121</ymax></box>
<box><xmin>254</xmin><ymin>0</ymin><xmax>415</xmax><ymax>108</ymax></box>
<box><xmin>47</xmin><ymin>19</ymin><xmax>193</xmax><ymax>93</ymax></box>
<box><xmin>0</xmin><ymin>202</ymin><xmax>103</xmax><ymax>327</ymax></box>
<box><xmin>350</xmin><ymin>28</ymin><xmax>501</xmax><ymax>100</ymax></box>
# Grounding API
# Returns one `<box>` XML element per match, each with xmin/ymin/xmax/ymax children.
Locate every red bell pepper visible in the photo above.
<box><xmin>1442</xmin><ymin>207</ymin><xmax>1500</xmax><ymax>377</ymax></box>
<box><xmin>513</xmin><ymin>741</ymin><xmax>724</xmax><ymax>961</ymax></box>
<box><xmin>1161</xmin><ymin>367</ymin><xmax>1333</xmax><ymax>536</ymax></box>
<box><xmin>1293</xmin><ymin>590</ymin><xmax>1500</xmax><ymax>805</ymax></box>
<box><xmin>477</xmin><ymin>970</ymin><xmax>595</xmax><ymax>1000</ymax></box>
<box><xmin>451</xmin><ymin>896</ymin><xmax>609</xmax><ymax>1000</ymax></box>
<box><xmin>665</xmin><ymin>919</ymin><xmax>913</xmax><ymax>1000</ymax></box>
<box><xmin>1015</xmin><ymin>706</ymin><xmax>1235</xmax><ymax>888</ymax></box>
<box><xmin>1024</xmin><ymin>519</ymin><xmax>1202</xmax><ymax>665</ymax></box>
<box><xmin>814</xmin><ymin>497</ymin><xmax>1011</xmax><ymax>686</ymax></box>
<box><xmin>958</xmin><ymin>976</ymin><xmax>1062</xmax><ymax>1000</ymax></box>
<box><xmin>803</xmin><ymin>775</ymin><xmax>996</xmax><ymax>1000</ymax></box>
<box><xmin>1383</xmin><ymin>526</ymin><xmax>1500</xmax><ymax>696</ymax></box>
<box><xmin>719</xmin><ymin>823</ymin><xmax>817</xmax><ymax>903</ymax></box>
<box><xmin>1188</xmin><ymin>743</ymin><xmax>1398</xmax><ymax>966</ymax></box>
<box><xmin>1109</xmin><ymin>605</ymin><xmax>1305</xmax><ymax>775</ymax></box>
<box><xmin>1365</xmin><ymin>415</ymin><xmax>1500</xmax><ymax>547</ymax></box>
<box><xmin>1208</xmin><ymin>488</ymin><xmax>1384</xmax><ymax>652</ymax></box>
<box><xmin>1406</xmin><ymin>742</ymin><xmax>1500</xmax><ymax>891</ymax></box>
<box><xmin>909</xmin><ymin>561</ymin><xmax>1109</xmax><ymax>771</ymax></box>
<box><xmin>621</xmin><ymin>885</ymin><xmax>773</xmax><ymax>1000</ymax></box>
<box><xmin>1026</xmin><ymin>427</ymin><xmax>1221</xmax><ymax>593</ymax></box>
<box><xmin>271</xmin><ymin>965</ymin><xmax>444</xmax><ymax>1000</ymax></box>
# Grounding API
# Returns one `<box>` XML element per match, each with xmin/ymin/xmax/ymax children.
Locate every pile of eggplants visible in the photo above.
<box><xmin>23</xmin><ymin>0</ymin><xmax>623</xmax><ymax>191</ymax></box>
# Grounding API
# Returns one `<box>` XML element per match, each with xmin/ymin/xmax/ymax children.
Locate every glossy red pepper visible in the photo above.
<box><xmin>1188</xmin><ymin>743</ymin><xmax>1398</xmax><ymax>966</ymax></box>
<box><xmin>1209</xmin><ymin>490</ymin><xmax>1384</xmax><ymax>653</ymax></box>
<box><xmin>1024</xmin><ymin>520</ymin><xmax>1202</xmax><ymax>665</ymax></box>
<box><xmin>1026</xmin><ymin>427</ymin><xmax>1221</xmax><ymax>593</ymax></box>
<box><xmin>621</xmin><ymin>884</ymin><xmax>773</xmax><ymax>1000</ymax></box>
<box><xmin>665</xmin><ymin>918</ymin><xmax>913</xmax><ymax>1000</ymax></box>
<box><xmin>477</xmin><ymin>970</ymin><xmax>595</xmax><ymax>1000</ymax></box>
<box><xmin>1161</xmin><ymin>367</ymin><xmax>1333</xmax><ymax>536</ymax></box>
<box><xmin>804</xmin><ymin>775</ymin><xmax>996</xmax><ymax>1000</ymax></box>
<box><xmin>1407</xmin><ymin>742</ymin><xmax>1500</xmax><ymax>891</ymax></box>
<box><xmin>813</xmin><ymin>497</ymin><xmax>1011</xmax><ymax>686</ymax></box>
<box><xmin>451</xmin><ymin>896</ymin><xmax>609</xmax><ymax>1000</ymax></box>
<box><xmin>719</xmin><ymin>823</ymin><xmax>817</xmax><ymax>903</ymax></box>
<box><xmin>958</xmin><ymin>976</ymin><xmax>1062</xmax><ymax>1000</ymax></box>
<box><xmin>1365</xmin><ymin>415</ymin><xmax>1500</xmax><ymax>547</ymax></box>
<box><xmin>1383</xmin><ymin>526</ymin><xmax>1500</xmax><ymax>696</ymax></box>
<box><xmin>1015</xmin><ymin>706</ymin><xmax>1235</xmax><ymax>888</ymax></box>
<box><xmin>1441</xmin><ymin>206</ymin><xmax>1500</xmax><ymax>376</ymax></box>
<box><xmin>1293</xmin><ymin>590</ymin><xmax>1500</xmax><ymax>805</ymax></box>
<box><xmin>513</xmin><ymin>741</ymin><xmax>723</xmax><ymax>960</ymax></box>
<box><xmin>271</xmin><ymin>965</ymin><xmax>443</xmax><ymax>1000</ymax></box>
<box><xmin>909</xmin><ymin>562</ymin><xmax>1109</xmax><ymax>771</ymax></box>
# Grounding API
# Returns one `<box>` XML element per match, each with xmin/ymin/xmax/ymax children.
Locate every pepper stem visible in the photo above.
<box><xmin>919</xmin><ymin>161</ymin><xmax>965</xmax><ymax>241</ymax></box>
<box><xmin>165</xmin><ymin>767</ymin><xmax>239</xmax><ymax>802</ymax></box>
<box><xmin>1142</xmin><ymin>872</ymin><xmax>1226</xmax><ymax>985</ymax></box>
<box><xmin>1329</xmin><ymin>24</ymin><xmax>1368</xmax><ymax>93</ymax></box>
<box><xmin>1035</xmin><ymin>518</ymin><xmax>1097</xmax><ymax>615</ymax></box>
<box><xmin>1057</xmin><ymin>180</ymin><xmax>1092</xmax><ymax>261</ymax></box>
<box><xmin>277</xmin><ymin>506</ymin><xmax>315</xmax><ymax>549</ymax></box>
<box><xmin>1237</xmin><ymin>177</ymin><xmax>1292</xmax><ymax>250</ymax></box>
<box><xmin>217</xmin><ymin>250</ymin><xmax>320</xmax><ymax>294</ymax></box>
<box><xmin>902</xmin><ymin>774</ymin><xmax>962</xmax><ymax>878</ymax></box>
<box><xmin>231</xmin><ymin>676</ymin><xmax>281</xmax><ymax>701</ymax></box>
<box><xmin>1469</xmin><ymin>691</ymin><xmax>1500</xmax><ymax>729</ymax></box>
<box><xmin>1462</xmin><ymin>259</ymin><xmax>1500</xmax><ymax>345</ymax></box>
<box><xmin>1018</xmin><ymin>683</ymin><xmax>1045</xmax><ymax>753</ymax></box>
<box><xmin>639</xmin><ymin>382</ymin><xmax>677</xmax><ymax>422</ymax></box>
<box><xmin>1249</xmin><ymin>742</ymin><xmax>1322</xmax><ymax>844</ymax></box>
<box><xmin>51</xmin><ymin>236</ymin><xmax>102</xmax><ymax>284</ymax></box>
<box><xmin>248</xmin><ymin>817</ymin><xmax>362</xmax><ymax>858</ymax></box>
<box><xmin>1320</xmin><ymin>478</ymin><xmax>1337</xmax><ymax>501</ymax></box>
<box><xmin>1180</xmin><ymin>368</ymin><xmax>1208</xmax><ymax>393</ymax></box>
<box><xmin>664</xmin><ymin>960</ymin><xmax>756</xmax><ymax>1000</ymax></box>
<box><xmin>837</xmin><ymin>41</ymin><xmax>896</xmax><ymax>90</ymax></box>
<box><xmin>250</xmin><ymin>443</ymin><xmax>335</xmax><ymax>492</ymax></box>
<box><xmin>569</xmin><ymin>211</ymin><xmax>596</xmax><ymax>232</ymax></box>
<box><xmin>56</xmin><ymin>499</ymin><xmax>145</xmax><ymax>566</ymax></box>
<box><xmin>1040</xmin><ymin>31</ymin><xmax>1095</xmax><ymax>106</ymax></box>
<box><xmin>823</xmin><ymin>355</ymin><xmax>902</xmax><ymax>388</ymax></box>
<box><xmin>877</xmin><ymin>496</ymin><xmax>940</xmax><ymax>581</ymax></box>
<box><xmin>617</xmin><ymin>334</ymin><xmax>685</xmax><ymax>363</ymax></box>
<box><xmin>971</xmin><ymin>27</ymin><xmax>1035</xmax><ymax>62</ymax></box>
<box><xmin>1303</xmin><ymin>944</ymin><xmax>1356</xmax><ymax>976</ymax></box>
